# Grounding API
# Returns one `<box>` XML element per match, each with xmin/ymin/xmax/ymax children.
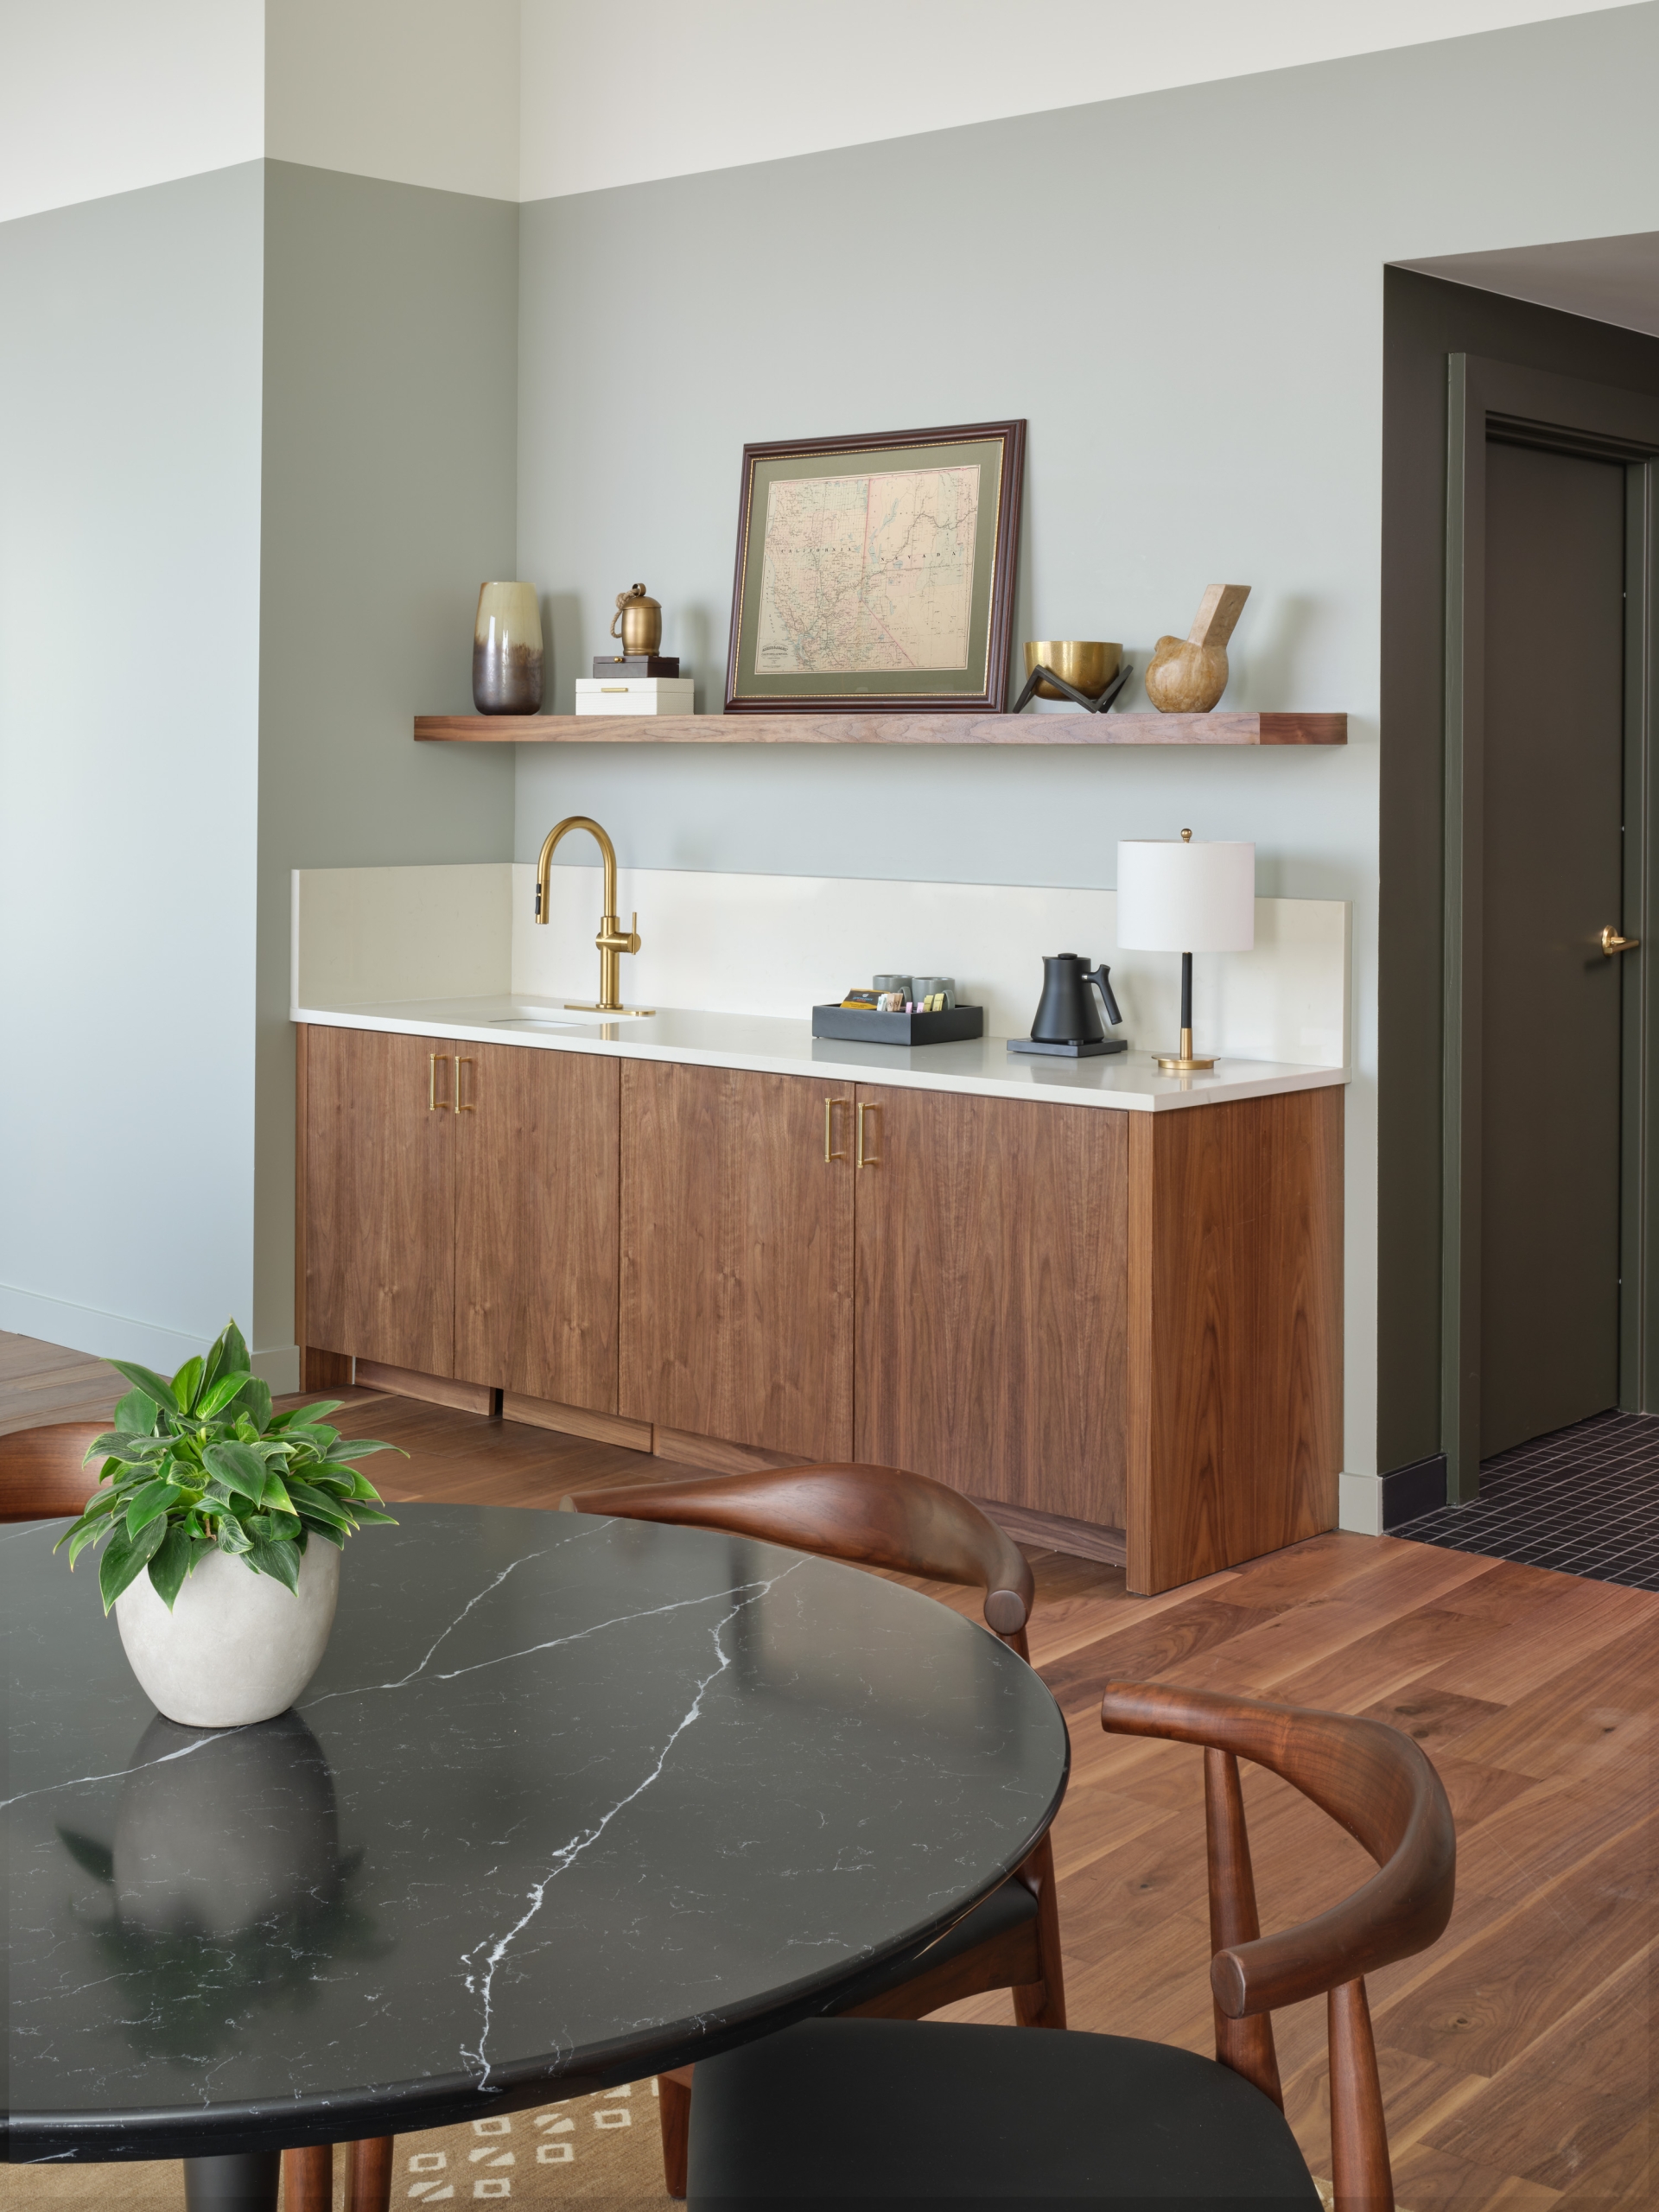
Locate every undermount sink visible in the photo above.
<box><xmin>487</xmin><ymin>1009</ymin><xmax>603</xmax><ymax>1028</ymax></box>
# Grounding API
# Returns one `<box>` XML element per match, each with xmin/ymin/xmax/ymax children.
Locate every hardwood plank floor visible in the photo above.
<box><xmin>0</xmin><ymin>1331</ymin><xmax>129</xmax><ymax>1433</ymax></box>
<box><xmin>4</xmin><ymin>1336</ymin><xmax>1651</xmax><ymax>2209</ymax></box>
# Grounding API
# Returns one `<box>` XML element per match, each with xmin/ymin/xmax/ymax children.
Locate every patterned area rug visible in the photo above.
<box><xmin>0</xmin><ymin>2082</ymin><xmax>670</xmax><ymax>2209</ymax></box>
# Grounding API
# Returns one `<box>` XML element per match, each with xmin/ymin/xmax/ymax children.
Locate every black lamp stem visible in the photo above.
<box><xmin>1158</xmin><ymin>948</ymin><xmax>1213</xmax><ymax>1071</ymax></box>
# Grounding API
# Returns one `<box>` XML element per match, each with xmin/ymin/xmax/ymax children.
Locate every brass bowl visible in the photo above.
<box><xmin>1023</xmin><ymin>639</ymin><xmax>1122</xmax><ymax>702</ymax></box>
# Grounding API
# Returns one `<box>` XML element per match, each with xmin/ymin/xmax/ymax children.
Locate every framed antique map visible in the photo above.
<box><xmin>724</xmin><ymin>419</ymin><xmax>1026</xmax><ymax>713</ymax></box>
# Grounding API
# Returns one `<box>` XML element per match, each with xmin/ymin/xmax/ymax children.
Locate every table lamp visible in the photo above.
<box><xmin>1116</xmin><ymin>830</ymin><xmax>1255</xmax><ymax>1071</ymax></box>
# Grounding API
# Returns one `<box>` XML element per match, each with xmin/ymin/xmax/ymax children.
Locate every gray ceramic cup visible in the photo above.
<box><xmin>873</xmin><ymin>975</ymin><xmax>913</xmax><ymax>1002</ymax></box>
<box><xmin>912</xmin><ymin>976</ymin><xmax>956</xmax><ymax>1007</ymax></box>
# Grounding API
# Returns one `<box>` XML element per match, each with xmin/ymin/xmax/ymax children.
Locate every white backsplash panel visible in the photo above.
<box><xmin>296</xmin><ymin>863</ymin><xmax>1348</xmax><ymax>1069</ymax></box>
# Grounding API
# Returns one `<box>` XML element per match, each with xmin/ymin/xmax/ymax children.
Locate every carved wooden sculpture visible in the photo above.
<box><xmin>1146</xmin><ymin>582</ymin><xmax>1251</xmax><ymax>712</ymax></box>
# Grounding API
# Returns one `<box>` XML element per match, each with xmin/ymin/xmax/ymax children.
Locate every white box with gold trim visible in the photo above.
<box><xmin>574</xmin><ymin>678</ymin><xmax>696</xmax><ymax>715</ymax></box>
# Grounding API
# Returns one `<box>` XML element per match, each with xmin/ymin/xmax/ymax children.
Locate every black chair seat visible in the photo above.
<box><xmin>819</xmin><ymin>1878</ymin><xmax>1039</xmax><ymax>2012</ymax></box>
<box><xmin>688</xmin><ymin>2017</ymin><xmax>1320</xmax><ymax>2206</ymax></box>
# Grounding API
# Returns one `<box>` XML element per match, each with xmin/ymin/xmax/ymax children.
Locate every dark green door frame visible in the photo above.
<box><xmin>1443</xmin><ymin>354</ymin><xmax>1659</xmax><ymax>1501</ymax></box>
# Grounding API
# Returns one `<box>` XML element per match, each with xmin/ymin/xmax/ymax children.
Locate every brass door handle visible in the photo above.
<box><xmin>856</xmin><ymin>1101</ymin><xmax>880</xmax><ymax>1169</ymax></box>
<box><xmin>1600</xmin><ymin>926</ymin><xmax>1641</xmax><ymax>956</ymax></box>
<box><xmin>429</xmin><ymin>1053</ymin><xmax>452</xmax><ymax>1110</ymax></box>
<box><xmin>825</xmin><ymin>1096</ymin><xmax>849</xmax><ymax>1162</ymax></box>
<box><xmin>454</xmin><ymin>1056</ymin><xmax>475</xmax><ymax>1110</ymax></box>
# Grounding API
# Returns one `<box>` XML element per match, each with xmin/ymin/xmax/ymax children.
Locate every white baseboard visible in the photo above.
<box><xmin>1338</xmin><ymin>1471</ymin><xmax>1383</xmax><ymax>1536</ymax></box>
<box><xmin>252</xmin><ymin>1344</ymin><xmax>301</xmax><ymax>1394</ymax></box>
<box><xmin>0</xmin><ymin>1283</ymin><xmax>298</xmax><ymax>1396</ymax></box>
<box><xmin>0</xmin><ymin>1283</ymin><xmax>205</xmax><ymax>1371</ymax></box>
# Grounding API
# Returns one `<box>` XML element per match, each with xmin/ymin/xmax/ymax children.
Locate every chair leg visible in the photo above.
<box><xmin>1010</xmin><ymin>1830</ymin><xmax>1067</xmax><ymax>2029</ymax></box>
<box><xmin>280</xmin><ymin>2145</ymin><xmax>333</xmax><ymax>2211</ymax></box>
<box><xmin>1329</xmin><ymin>1980</ymin><xmax>1393</xmax><ymax>2212</ymax></box>
<box><xmin>1204</xmin><ymin>1746</ymin><xmax>1283</xmax><ymax>2106</ymax></box>
<box><xmin>658</xmin><ymin>2066</ymin><xmax>694</xmax><ymax>2200</ymax></box>
<box><xmin>344</xmin><ymin>2138</ymin><xmax>395</xmax><ymax>2212</ymax></box>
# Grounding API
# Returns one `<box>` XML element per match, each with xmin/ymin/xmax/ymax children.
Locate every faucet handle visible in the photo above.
<box><xmin>597</xmin><ymin>912</ymin><xmax>643</xmax><ymax>957</ymax></box>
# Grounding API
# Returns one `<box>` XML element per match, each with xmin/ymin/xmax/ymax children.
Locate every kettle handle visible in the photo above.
<box><xmin>1085</xmin><ymin>963</ymin><xmax>1123</xmax><ymax>1028</ymax></box>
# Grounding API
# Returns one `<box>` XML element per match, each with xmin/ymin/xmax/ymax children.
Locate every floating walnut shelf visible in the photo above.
<box><xmin>413</xmin><ymin>712</ymin><xmax>1346</xmax><ymax>747</ymax></box>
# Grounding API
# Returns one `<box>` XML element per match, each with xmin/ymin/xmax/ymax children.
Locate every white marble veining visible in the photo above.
<box><xmin>457</xmin><ymin>1562</ymin><xmax>803</xmax><ymax>2085</ymax></box>
<box><xmin>5</xmin><ymin>1505</ymin><xmax>1066</xmax><ymax>2161</ymax></box>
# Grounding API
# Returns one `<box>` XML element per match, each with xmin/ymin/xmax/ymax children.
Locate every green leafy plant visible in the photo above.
<box><xmin>54</xmin><ymin>1319</ymin><xmax>401</xmax><ymax>1614</ymax></box>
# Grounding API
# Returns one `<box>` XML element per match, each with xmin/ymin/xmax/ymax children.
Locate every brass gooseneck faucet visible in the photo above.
<box><xmin>534</xmin><ymin>815</ymin><xmax>652</xmax><ymax>1015</ymax></box>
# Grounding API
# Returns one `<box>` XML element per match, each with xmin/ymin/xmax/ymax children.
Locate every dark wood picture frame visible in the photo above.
<box><xmin>723</xmin><ymin>418</ymin><xmax>1026</xmax><ymax>715</ymax></box>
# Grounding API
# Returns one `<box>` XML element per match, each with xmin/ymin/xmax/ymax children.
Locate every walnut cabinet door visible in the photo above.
<box><xmin>302</xmin><ymin>1028</ymin><xmax>622</xmax><ymax>1411</ymax></box>
<box><xmin>851</xmin><ymin>1084</ymin><xmax>1129</xmax><ymax>1527</ymax></box>
<box><xmin>302</xmin><ymin>1027</ymin><xmax>459</xmax><ymax>1377</ymax></box>
<box><xmin>453</xmin><ymin>1042</ymin><xmax>620</xmax><ymax>1410</ymax></box>
<box><xmin>620</xmin><ymin>1061</ymin><xmax>855</xmax><ymax>1460</ymax></box>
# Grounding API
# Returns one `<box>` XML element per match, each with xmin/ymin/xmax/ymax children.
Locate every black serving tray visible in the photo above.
<box><xmin>812</xmin><ymin>1003</ymin><xmax>985</xmax><ymax>1046</ymax></box>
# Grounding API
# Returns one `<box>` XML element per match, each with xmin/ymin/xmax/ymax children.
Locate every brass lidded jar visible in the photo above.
<box><xmin>474</xmin><ymin>582</ymin><xmax>544</xmax><ymax>714</ymax></box>
<box><xmin>612</xmin><ymin>583</ymin><xmax>663</xmax><ymax>657</ymax></box>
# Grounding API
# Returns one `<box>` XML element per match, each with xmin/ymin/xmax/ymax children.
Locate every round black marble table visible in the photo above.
<box><xmin>3</xmin><ymin>1501</ymin><xmax>1068</xmax><ymax>2196</ymax></box>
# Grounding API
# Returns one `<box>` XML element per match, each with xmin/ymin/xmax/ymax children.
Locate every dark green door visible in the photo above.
<box><xmin>1480</xmin><ymin>438</ymin><xmax>1628</xmax><ymax>1458</ymax></box>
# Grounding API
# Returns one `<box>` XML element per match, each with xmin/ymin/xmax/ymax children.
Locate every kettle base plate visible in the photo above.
<box><xmin>1007</xmin><ymin>1037</ymin><xmax>1128</xmax><ymax>1058</ymax></box>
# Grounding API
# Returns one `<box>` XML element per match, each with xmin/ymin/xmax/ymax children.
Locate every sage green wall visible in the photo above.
<box><xmin>0</xmin><ymin>159</ymin><xmax>518</xmax><ymax>1379</ymax></box>
<box><xmin>255</xmin><ymin>162</ymin><xmax>518</xmax><ymax>1365</ymax></box>
<box><xmin>0</xmin><ymin>164</ymin><xmax>266</xmax><ymax>1370</ymax></box>
<box><xmin>513</xmin><ymin>5</ymin><xmax>1659</xmax><ymax>1490</ymax></box>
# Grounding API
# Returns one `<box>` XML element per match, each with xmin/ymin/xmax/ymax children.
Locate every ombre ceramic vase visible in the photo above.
<box><xmin>474</xmin><ymin>582</ymin><xmax>544</xmax><ymax>714</ymax></box>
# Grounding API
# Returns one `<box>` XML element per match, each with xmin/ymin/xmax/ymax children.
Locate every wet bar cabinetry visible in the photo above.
<box><xmin>299</xmin><ymin>1028</ymin><xmax>622</xmax><ymax>1424</ymax></box>
<box><xmin>296</xmin><ymin>1025</ymin><xmax>1342</xmax><ymax>1594</ymax></box>
<box><xmin>619</xmin><ymin>1062</ymin><xmax>855</xmax><ymax>1463</ymax></box>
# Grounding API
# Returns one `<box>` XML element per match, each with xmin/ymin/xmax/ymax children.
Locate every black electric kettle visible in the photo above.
<box><xmin>1023</xmin><ymin>953</ymin><xmax>1126</xmax><ymax>1056</ymax></box>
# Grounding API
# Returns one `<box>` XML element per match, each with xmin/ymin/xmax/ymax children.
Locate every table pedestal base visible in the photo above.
<box><xmin>184</xmin><ymin>2151</ymin><xmax>282</xmax><ymax>2209</ymax></box>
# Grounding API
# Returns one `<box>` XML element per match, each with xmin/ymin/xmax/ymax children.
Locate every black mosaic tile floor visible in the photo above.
<box><xmin>1395</xmin><ymin>1408</ymin><xmax>1659</xmax><ymax>1589</ymax></box>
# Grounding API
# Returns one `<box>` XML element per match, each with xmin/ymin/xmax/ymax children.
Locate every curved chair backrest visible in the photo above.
<box><xmin>1101</xmin><ymin>1679</ymin><xmax>1456</xmax><ymax>2212</ymax></box>
<box><xmin>563</xmin><ymin>1463</ymin><xmax>1036</xmax><ymax>1652</ymax></box>
<box><xmin>0</xmin><ymin>1421</ymin><xmax>108</xmax><ymax>1523</ymax></box>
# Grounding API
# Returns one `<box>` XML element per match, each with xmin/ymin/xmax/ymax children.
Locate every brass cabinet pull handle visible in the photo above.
<box><xmin>856</xmin><ymin>1101</ymin><xmax>880</xmax><ymax>1168</ymax></box>
<box><xmin>429</xmin><ymin>1053</ymin><xmax>452</xmax><ymax>1111</ymax></box>
<box><xmin>1600</xmin><ymin>926</ymin><xmax>1641</xmax><ymax>956</ymax></box>
<box><xmin>454</xmin><ymin>1056</ymin><xmax>476</xmax><ymax>1111</ymax></box>
<box><xmin>825</xmin><ymin>1096</ymin><xmax>849</xmax><ymax>1162</ymax></box>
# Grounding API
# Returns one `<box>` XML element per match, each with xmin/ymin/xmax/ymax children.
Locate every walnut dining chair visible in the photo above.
<box><xmin>683</xmin><ymin>1680</ymin><xmax>1457</xmax><ymax>2212</ymax></box>
<box><xmin>559</xmin><ymin>1461</ymin><xmax>1069</xmax><ymax>2201</ymax></box>
<box><xmin>0</xmin><ymin>1421</ymin><xmax>107</xmax><ymax>1521</ymax></box>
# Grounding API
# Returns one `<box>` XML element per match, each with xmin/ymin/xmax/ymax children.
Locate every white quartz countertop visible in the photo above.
<box><xmin>291</xmin><ymin>994</ymin><xmax>1348</xmax><ymax>1113</ymax></box>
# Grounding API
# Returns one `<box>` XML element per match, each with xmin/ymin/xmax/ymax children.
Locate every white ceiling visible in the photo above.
<box><xmin>1400</xmin><ymin>231</ymin><xmax>1659</xmax><ymax>337</ymax></box>
<box><xmin>2</xmin><ymin>0</ymin><xmax>1650</xmax><ymax>223</ymax></box>
<box><xmin>519</xmin><ymin>0</ymin><xmax>1650</xmax><ymax>204</ymax></box>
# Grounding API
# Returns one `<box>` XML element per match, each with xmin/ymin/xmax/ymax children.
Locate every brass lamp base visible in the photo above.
<box><xmin>1154</xmin><ymin>1026</ymin><xmax>1215</xmax><ymax>1072</ymax></box>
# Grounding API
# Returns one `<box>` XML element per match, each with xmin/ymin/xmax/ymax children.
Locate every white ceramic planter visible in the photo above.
<box><xmin>115</xmin><ymin>1538</ymin><xmax>340</xmax><ymax>1727</ymax></box>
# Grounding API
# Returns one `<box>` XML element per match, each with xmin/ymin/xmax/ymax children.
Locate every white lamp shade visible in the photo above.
<box><xmin>1116</xmin><ymin>839</ymin><xmax>1255</xmax><ymax>952</ymax></box>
